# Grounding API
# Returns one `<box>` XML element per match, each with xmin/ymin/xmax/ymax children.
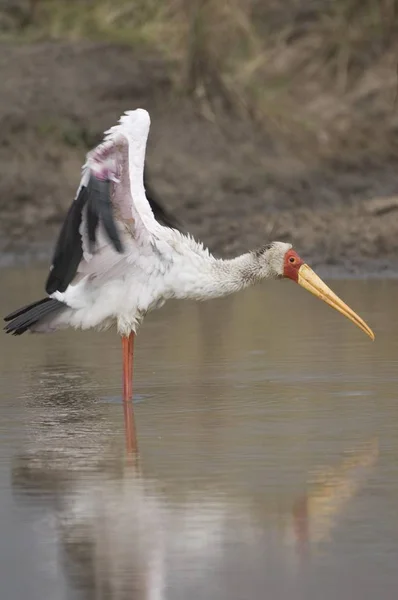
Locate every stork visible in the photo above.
<box><xmin>4</xmin><ymin>109</ymin><xmax>374</xmax><ymax>414</ymax></box>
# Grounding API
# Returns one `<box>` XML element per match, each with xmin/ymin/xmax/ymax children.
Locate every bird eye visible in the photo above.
<box><xmin>289</xmin><ymin>256</ymin><xmax>295</xmax><ymax>264</ymax></box>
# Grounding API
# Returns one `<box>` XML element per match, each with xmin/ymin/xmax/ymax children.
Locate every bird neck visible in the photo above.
<box><xmin>212</xmin><ymin>252</ymin><xmax>261</xmax><ymax>295</ymax></box>
<box><xmin>170</xmin><ymin>251</ymin><xmax>261</xmax><ymax>302</ymax></box>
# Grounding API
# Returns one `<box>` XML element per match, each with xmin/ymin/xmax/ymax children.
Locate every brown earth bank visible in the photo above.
<box><xmin>1</xmin><ymin>41</ymin><xmax>398</xmax><ymax>276</ymax></box>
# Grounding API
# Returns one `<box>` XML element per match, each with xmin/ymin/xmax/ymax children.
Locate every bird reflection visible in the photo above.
<box><xmin>10</xmin><ymin>364</ymin><xmax>380</xmax><ymax>599</ymax></box>
<box><xmin>12</xmin><ymin>453</ymin><xmax>232</xmax><ymax>600</ymax></box>
<box><xmin>12</xmin><ymin>434</ymin><xmax>379</xmax><ymax>600</ymax></box>
<box><xmin>289</xmin><ymin>438</ymin><xmax>379</xmax><ymax>557</ymax></box>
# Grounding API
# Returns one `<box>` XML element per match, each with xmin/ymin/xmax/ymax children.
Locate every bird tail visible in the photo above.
<box><xmin>4</xmin><ymin>297</ymin><xmax>67</xmax><ymax>336</ymax></box>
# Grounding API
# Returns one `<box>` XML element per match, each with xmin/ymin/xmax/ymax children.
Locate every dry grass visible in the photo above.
<box><xmin>2</xmin><ymin>0</ymin><xmax>398</xmax><ymax>163</ymax></box>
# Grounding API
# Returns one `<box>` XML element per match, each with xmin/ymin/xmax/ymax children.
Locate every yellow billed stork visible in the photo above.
<box><xmin>4</xmin><ymin>109</ymin><xmax>374</xmax><ymax>415</ymax></box>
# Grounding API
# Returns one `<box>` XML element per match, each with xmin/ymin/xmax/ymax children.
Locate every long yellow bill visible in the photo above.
<box><xmin>297</xmin><ymin>264</ymin><xmax>375</xmax><ymax>341</ymax></box>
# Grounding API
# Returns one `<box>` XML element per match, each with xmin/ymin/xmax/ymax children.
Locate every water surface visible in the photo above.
<box><xmin>1</xmin><ymin>267</ymin><xmax>398</xmax><ymax>600</ymax></box>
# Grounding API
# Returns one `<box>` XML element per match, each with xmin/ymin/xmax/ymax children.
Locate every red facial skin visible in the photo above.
<box><xmin>283</xmin><ymin>249</ymin><xmax>305</xmax><ymax>282</ymax></box>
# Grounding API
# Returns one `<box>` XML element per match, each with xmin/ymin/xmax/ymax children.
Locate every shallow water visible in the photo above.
<box><xmin>1</xmin><ymin>267</ymin><xmax>398</xmax><ymax>600</ymax></box>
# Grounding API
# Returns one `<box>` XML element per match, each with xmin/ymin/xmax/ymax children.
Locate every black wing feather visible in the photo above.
<box><xmin>88</xmin><ymin>177</ymin><xmax>124</xmax><ymax>253</ymax></box>
<box><xmin>45</xmin><ymin>184</ymin><xmax>88</xmax><ymax>295</ymax></box>
<box><xmin>4</xmin><ymin>297</ymin><xmax>52</xmax><ymax>322</ymax></box>
<box><xmin>4</xmin><ymin>298</ymin><xmax>66</xmax><ymax>336</ymax></box>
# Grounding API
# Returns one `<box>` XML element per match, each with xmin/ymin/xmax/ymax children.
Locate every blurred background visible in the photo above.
<box><xmin>1</xmin><ymin>0</ymin><xmax>398</xmax><ymax>272</ymax></box>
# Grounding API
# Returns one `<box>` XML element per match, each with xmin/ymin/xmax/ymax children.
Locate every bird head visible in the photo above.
<box><xmin>254</xmin><ymin>242</ymin><xmax>374</xmax><ymax>340</ymax></box>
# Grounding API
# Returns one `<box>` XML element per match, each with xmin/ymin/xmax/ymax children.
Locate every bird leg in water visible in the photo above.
<box><xmin>122</xmin><ymin>333</ymin><xmax>135</xmax><ymax>402</ymax></box>
<box><xmin>123</xmin><ymin>391</ymin><xmax>138</xmax><ymax>454</ymax></box>
<box><xmin>122</xmin><ymin>333</ymin><xmax>138</xmax><ymax>453</ymax></box>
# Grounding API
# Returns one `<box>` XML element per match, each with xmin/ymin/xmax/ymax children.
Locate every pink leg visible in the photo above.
<box><xmin>122</xmin><ymin>333</ymin><xmax>137</xmax><ymax>453</ymax></box>
<box><xmin>122</xmin><ymin>332</ymin><xmax>134</xmax><ymax>402</ymax></box>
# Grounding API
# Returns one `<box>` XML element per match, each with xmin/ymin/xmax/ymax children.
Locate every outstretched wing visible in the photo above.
<box><xmin>45</xmin><ymin>109</ymin><xmax>180</xmax><ymax>295</ymax></box>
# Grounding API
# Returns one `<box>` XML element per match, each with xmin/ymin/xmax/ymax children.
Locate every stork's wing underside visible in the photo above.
<box><xmin>45</xmin><ymin>172</ymin><xmax>180</xmax><ymax>295</ymax></box>
<box><xmin>45</xmin><ymin>109</ymin><xmax>181</xmax><ymax>296</ymax></box>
